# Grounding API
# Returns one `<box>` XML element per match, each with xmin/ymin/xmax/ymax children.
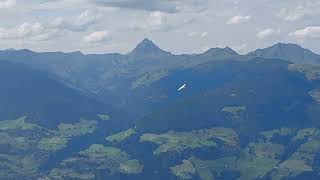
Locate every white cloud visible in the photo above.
<box><xmin>278</xmin><ymin>2</ymin><xmax>320</xmax><ymax>22</ymax></box>
<box><xmin>226</xmin><ymin>15</ymin><xmax>251</xmax><ymax>25</ymax></box>
<box><xmin>233</xmin><ymin>43</ymin><xmax>247</xmax><ymax>52</ymax></box>
<box><xmin>51</xmin><ymin>10</ymin><xmax>100</xmax><ymax>31</ymax></box>
<box><xmin>92</xmin><ymin>0</ymin><xmax>208</xmax><ymax>13</ymax></box>
<box><xmin>147</xmin><ymin>11</ymin><xmax>167</xmax><ymax>27</ymax></box>
<box><xmin>0</xmin><ymin>22</ymin><xmax>57</xmax><ymax>41</ymax></box>
<box><xmin>131</xmin><ymin>11</ymin><xmax>193</xmax><ymax>32</ymax></box>
<box><xmin>34</xmin><ymin>0</ymin><xmax>88</xmax><ymax>10</ymax></box>
<box><xmin>93</xmin><ymin>0</ymin><xmax>180</xmax><ymax>13</ymax></box>
<box><xmin>256</xmin><ymin>28</ymin><xmax>278</xmax><ymax>39</ymax></box>
<box><xmin>278</xmin><ymin>6</ymin><xmax>305</xmax><ymax>22</ymax></box>
<box><xmin>1</xmin><ymin>0</ymin><xmax>320</xmax><ymax>54</ymax></box>
<box><xmin>188</xmin><ymin>31</ymin><xmax>208</xmax><ymax>38</ymax></box>
<box><xmin>200</xmin><ymin>32</ymin><xmax>208</xmax><ymax>38</ymax></box>
<box><xmin>187</xmin><ymin>32</ymin><xmax>196</xmax><ymax>37</ymax></box>
<box><xmin>289</xmin><ymin>26</ymin><xmax>320</xmax><ymax>40</ymax></box>
<box><xmin>0</xmin><ymin>0</ymin><xmax>16</xmax><ymax>8</ymax></box>
<box><xmin>83</xmin><ymin>30</ymin><xmax>110</xmax><ymax>43</ymax></box>
<box><xmin>78</xmin><ymin>10</ymin><xmax>100</xmax><ymax>26</ymax></box>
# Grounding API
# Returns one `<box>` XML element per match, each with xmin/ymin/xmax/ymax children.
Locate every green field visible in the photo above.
<box><xmin>37</xmin><ymin>136</ymin><xmax>69</xmax><ymax>152</ymax></box>
<box><xmin>98</xmin><ymin>114</ymin><xmax>111</xmax><ymax>121</ymax></box>
<box><xmin>106</xmin><ymin>127</ymin><xmax>136</xmax><ymax>143</ymax></box>
<box><xmin>171</xmin><ymin>160</ymin><xmax>196</xmax><ymax>179</ymax></box>
<box><xmin>49</xmin><ymin>144</ymin><xmax>143</xmax><ymax>179</ymax></box>
<box><xmin>271</xmin><ymin>133</ymin><xmax>320</xmax><ymax>180</ymax></box>
<box><xmin>0</xmin><ymin>116</ymin><xmax>41</xmax><ymax>131</ymax></box>
<box><xmin>140</xmin><ymin>127</ymin><xmax>238</xmax><ymax>155</ymax></box>
<box><xmin>309</xmin><ymin>89</ymin><xmax>320</xmax><ymax>103</ymax></box>
<box><xmin>260</xmin><ymin>128</ymin><xmax>293</xmax><ymax>141</ymax></box>
<box><xmin>0</xmin><ymin>116</ymin><xmax>101</xmax><ymax>178</ymax></box>
<box><xmin>131</xmin><ymin>69</ymin><xmax>169</xmax><ymax>89</ymax></box>
<box><xmin>222</xmin><ymin>106</ymin><xmax>246</xmax><ymax>119</ymax></box>
<box><xmin>288</xmin><ymin>64</ymin><xmax>320</xmax><ymax>81</ymax></box>
<box><xmin>57</xmin><ymin>119</ymin><xmax>97</xmax><ymax>137</ymax></box>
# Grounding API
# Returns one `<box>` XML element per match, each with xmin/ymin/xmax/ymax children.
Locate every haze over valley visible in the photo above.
<box><xmin>1</xmin><ymin>0</ymin><xmax>320</xmax><ymax>179</ymax></box>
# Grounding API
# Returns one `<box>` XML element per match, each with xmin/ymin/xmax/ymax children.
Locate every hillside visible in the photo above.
<box><xmin>137</xmin><ymin>58</ymin><xmax>317</xmax><ymax>133</ymax></box>
<box><xmin>0</xmin><ymin>61</ymin><xmax>112</xmax><ymax>128</ymax></box>
<box><xmin>1</xmin><ymin>42</ymin><xmax>320</xmax><ymax>179</ymax></box>
<box><xmin>248</xmin><ymin>43</ymin><xmax>320</xmax><ymax>64</ymax></box>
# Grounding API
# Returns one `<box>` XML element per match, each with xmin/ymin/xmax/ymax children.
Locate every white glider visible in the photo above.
<box><xmin>177</xmin><ymin>83</ymin><xmax>187</xmax><ymax>91</ymax></box>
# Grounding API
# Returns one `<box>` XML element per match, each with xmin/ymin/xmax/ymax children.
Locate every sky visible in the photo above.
<box><xmin>0</xmin><ymin>0</ymin><xmax>319</xmax><ymax>55</ymax></box>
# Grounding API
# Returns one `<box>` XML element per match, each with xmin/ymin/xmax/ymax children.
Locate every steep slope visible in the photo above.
<box><xmin>2</xmin><ymin>46</ymin><xmax>320</xmax><ymax>179</ymax></box>
<box><xmin>137</xmin><ymin>58</ymin><xmax>318</xmax><ymax>135</ymax></box>
<box><xmin>0</xmin><ymin>61</ymin><xmax>111</xmax><ymax>128</ymax></box>
<box><xmin>128</xmin><ymin>38</ymin><xmax>172</xmax><ymax>58</ymax></box>
<box><xmin>0</xmin><ymin>39</ymin><xmax>240</xmax><ymax>118</ymax></box>
<box><xmin>248</xmin><ymin>43</ymin><xmax>320</xmax><ymax>64</ymax></box>
<box><xmin>1</xmin><ymin>41</ymin><xmax>319</xmax><ymax>119</ymax></box>
<box><xmin>117</xmin><ymin>57</ymin><xmax>320</xmax><ymax>180</ymax></box>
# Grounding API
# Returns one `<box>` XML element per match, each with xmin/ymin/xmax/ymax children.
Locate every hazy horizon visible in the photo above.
<box><xmin>0</xmin><ymin>0</ymin><xmax>319</xmax><ymax>54</ymax></box>
<box><xmin>1</xmin><ymin>38</ymin><xmax>316</xmax><ymax>56</ymax></box>
<box><xmin>2</xmin><ymin>1</ymin><xmax>320</xmax><ymax>179</ymax></box>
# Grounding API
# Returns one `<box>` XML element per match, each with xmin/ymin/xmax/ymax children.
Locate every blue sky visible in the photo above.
<box><xmin>0</xmin><ymin>0</ymin><xmax>319</xmax><ymax>54</ymax></box>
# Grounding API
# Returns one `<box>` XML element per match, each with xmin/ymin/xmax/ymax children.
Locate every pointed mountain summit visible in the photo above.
<box><xmin>200</xmin><ymin>46</ymin><xmax>238</xmax><ymax>58</ymax></box>
<box><xmin>248</xmin><ymin>43</ymin><xmax>320</xmax><ymax>64</ymax></box>
<box><xmin>128</xmin><ymin>38</ymin><xmax>172</xmax><ymax>58</ymax></box>
<box><xmin>5</xmin><ymin>48</ymin><xmax>16</xmax><ymax>51</ymax></box>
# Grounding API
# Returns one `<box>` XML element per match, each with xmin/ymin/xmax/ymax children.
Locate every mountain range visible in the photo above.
<box><xmin>1</xmin><ymin>39</ymin><xmax>320</xmax><ymax>117</ymax></box>
<box><xmin>1</xmin><ymin>39</ymin><xmax>320</xmax><ymax>179</ymax></box>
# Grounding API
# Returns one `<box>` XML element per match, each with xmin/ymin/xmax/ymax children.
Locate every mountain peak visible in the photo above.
<box><xmin>273</xmin><ymin>42</ymin><xmax>302</xmax><ymax>49</ymax></box>
<box><xmin>136</xmin><ymin>38</ymin><xmax>159</xmax><ymax>51</ymax></box>
<box><xmin>224</xmin><ymin>46</ymin><xmax>238</xmax><ymax>53</ymax></box>
<box><xmin>128</xmin><ymin>38</ymin><xmax>171</xmax><ymax>57</ymax></box>
<box><xmin>5</xmin><ymin>48</ymin><xmax>16</xmax><ymax>51</ymax></box>
<box><xmin>248</xmin><ymin>42</ymin><xmax>320</xmax><ymax>64</ymax></box>
<box><xmin>200</xmin><ymin>46</ymin><xmax>238</xmax><ymax>57</ymax></box>
<box><xmin>140</xmin><ymin>38</ymin><xmax>154</xmax><ymax>45</ymax></box>
<box><xmin>251</xmin><ymin>43</ymin><xmax>305</xmax><ymax>54</ymax></box>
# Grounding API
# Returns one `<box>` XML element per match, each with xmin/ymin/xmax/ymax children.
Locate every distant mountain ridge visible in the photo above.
<box><xmin>3</xmin><ymin>39</ymin><xmax>320</xmax><ymax>180</ymax></box>
<box><xmin>248</xmin><ymin>43</ymin><xmax>320</xmax><ymax>64</ymax></box>
<box><xmin>1</xmin><ymin>39</ymin><xmax>320</xmax><ymax>117</ymax></box>
<box><xmin>198</xmin><ymin>46</ymin><xmax>238</xmax><ymax>59</ymax></box>
<box><xmin>2</xmin><ymin>40</ymin><xmax>320</xmax><ymax>64</ymax></box>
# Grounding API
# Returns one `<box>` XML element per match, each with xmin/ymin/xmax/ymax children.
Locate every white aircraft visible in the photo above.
<box><xmin>177</xmin><ymin>83</ymin><xmax>187</xmax><ymax>91</ymax></box>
